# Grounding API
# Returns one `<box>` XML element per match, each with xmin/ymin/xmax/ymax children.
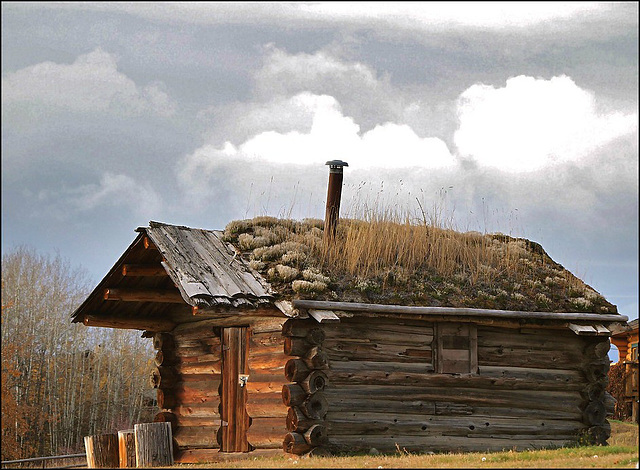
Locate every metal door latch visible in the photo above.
<box><xmin>238</xmin><ymin>374</ymin><xmax>249</xmax><ymax>387</ymax></box>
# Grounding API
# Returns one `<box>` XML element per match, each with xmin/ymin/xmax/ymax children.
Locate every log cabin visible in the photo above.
<box><xmin>71</xmin><ymin>163</ymin><xmax>629</xmax><ymax>462</ymax></box>
<box><xmin>71</xmin><ymin>218</ymin><xmax>629</xmax><ymax>461</ymax></box>
<box><xmin>610</xmin><ymin>318</ymin><xmax>639</xmax><ymax>423</ymax></box>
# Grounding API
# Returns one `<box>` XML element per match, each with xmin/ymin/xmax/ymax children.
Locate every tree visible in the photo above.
<box><xmin>1</xmin><ymin>246</ymin><xmax>155</xmax><ymax>459</ymax></box>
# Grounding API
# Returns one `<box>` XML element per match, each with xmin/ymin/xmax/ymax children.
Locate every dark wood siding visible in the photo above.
<box><xmin>282</xmin><ymin>316</ymin><xmax>612</xmax><ymax>455</ymax></box>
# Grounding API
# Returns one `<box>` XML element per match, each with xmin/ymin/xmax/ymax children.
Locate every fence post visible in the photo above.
<box><xmin>117</xmin><ymin>429</ymin><xmax>136</xmax><ymax>468</ymax></box>
<box><xmin>84</xmin><ymin>433</ymin><xmax>119</xmax><ymax>468</ymax></box>
<box><xmin>134</xmin><ymin>422</ymin><xmax>174</xmax><ymax>467</ymax></box>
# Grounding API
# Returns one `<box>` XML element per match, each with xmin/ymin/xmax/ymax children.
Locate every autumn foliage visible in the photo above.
<box><xmin>1</xmin><ymin>247</ymin><xmax>156</xmax><ymax>460</ymax></box>
<box><xmin>607</xmin><ymin>360</ymin><xmax>633</xmax><ymax>421</ymax></box>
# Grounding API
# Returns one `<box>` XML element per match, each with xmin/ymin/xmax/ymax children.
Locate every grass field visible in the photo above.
<box><xmin>182</xmin><ymin>420</ymin><xmax>638</xmax><ymax>468</ymax></box>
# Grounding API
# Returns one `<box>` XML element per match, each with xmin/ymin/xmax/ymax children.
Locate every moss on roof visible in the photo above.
<box><xmin>223</xmin><ymin>216</ymin><xmax>617</xmax><ymax>314</ymax></box>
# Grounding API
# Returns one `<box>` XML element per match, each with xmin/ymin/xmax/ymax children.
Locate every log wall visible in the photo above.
<box><xmin>152</xmin><ymin>317</ymin><xmax>289</xmax><ymax>460</ymax></box>
<box><xmin>281</xmin><ymin>316</ymin><xmax>613</xmax><ymax>455</ymax></box>
<box><xmin>246</xmin><ymin>318</ymin><xmax>289</xmax><ymax>450</ymax></box>
<box><xmin>152</xmin><ymin>325</ymin><xmax>222</xmax><ymax>456</ymax></box>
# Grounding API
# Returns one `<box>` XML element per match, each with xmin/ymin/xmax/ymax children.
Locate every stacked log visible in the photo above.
<box><xmin>321</xmin><ymin>317</ymin><xmax>440</xmax><ymax>454</ymax></box>
<box><xmin>580</xmin><ymin>336</ymin><xmax>612</xmax><ymax>445</ymax></box>
<box><xmin>152</xmin><ymin>323</ymin><xmax>222</xmax><ymax>456</ymax></box>
<box><xmin>281</xmin><ymin>319</ymin><xmax>329</xmax><ymax>455</ymax></box>
<box><xmin>283</xmin><ymin>317</ymin><xmax>600</xmax><ymax>454</ymax></box>
<box><xmin>246</xmin><ymin>318</ymin><xmax>289</xmax><ymax>450</ymax></box>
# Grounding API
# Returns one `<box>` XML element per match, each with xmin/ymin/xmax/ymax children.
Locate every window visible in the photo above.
<box><xmin>435</xmin><ymin>323</ymin><xmax>478</xmax><ymax>374</ymax></box>
<box><xmin>631</xmin><ymin>343</ymin><xmax>638</xmax><ymax>362</ymax></box>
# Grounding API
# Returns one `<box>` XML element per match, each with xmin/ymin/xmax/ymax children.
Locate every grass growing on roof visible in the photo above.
<box><xmin>222</xmin><ymin>210</ymin><xmax>616</xmax><ymax>313</ymax></box>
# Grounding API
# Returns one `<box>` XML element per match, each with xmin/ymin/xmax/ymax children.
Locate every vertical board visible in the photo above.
<box><xmin>221</xmin><ymin>327</ymin><xmax>250</xmax><ymax>452</ymax></box>
<box><xmin>436</xmin><ymin>323</ymin><xmax>477</xmax><ymax>374</ymax></box>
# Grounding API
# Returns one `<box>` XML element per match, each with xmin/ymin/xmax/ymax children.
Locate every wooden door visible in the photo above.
<box><xmin>220</xmin><ymin>327</ymin><xmax>250</xmax><ymax>452</ymax></box>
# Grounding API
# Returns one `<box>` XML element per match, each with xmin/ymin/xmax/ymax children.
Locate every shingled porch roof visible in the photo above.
<box><xmin>71</xmin><ymin>221</ymin><xmax>277</xmax><ymax>328</ymax></box>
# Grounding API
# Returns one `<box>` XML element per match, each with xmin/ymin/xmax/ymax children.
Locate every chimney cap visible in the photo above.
<box><xmin>325</xmin><ymin>160</ymin><xmax>349</xmax><ymax>168</ymax></box>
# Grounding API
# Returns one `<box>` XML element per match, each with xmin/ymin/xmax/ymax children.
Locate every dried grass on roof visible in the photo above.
<box><xmin>223</xmin><ymin>216</ymin><xmax>617</xmax><ymax>314</ymax></box>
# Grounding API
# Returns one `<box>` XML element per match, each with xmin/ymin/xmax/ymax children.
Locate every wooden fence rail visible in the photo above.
<box><xmin>1</xmin><ymin>453</ymin><xmax>86</xmax><ymax>469</ymax></box>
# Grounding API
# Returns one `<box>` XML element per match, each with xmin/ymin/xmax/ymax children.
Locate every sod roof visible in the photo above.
<box><xmin>222</xmin><ymin>216</ymin><xmax>618</xmax><ymax>315</ymax></box>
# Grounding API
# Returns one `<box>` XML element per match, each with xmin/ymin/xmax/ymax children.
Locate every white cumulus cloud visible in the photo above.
<box><xmin>183</xmin><ymin>93</ymin><xmax>454</xmax><ymax>173</ymax></box>
<box><xmin>454</xmin><ymin>75</ymin><xmax>637</xmax><ymax>172</ymax></box>
<box><xmin>177</xmin><ymin>92</ymin><xmax>456</xmax><ymax>212</ymax></box>
<box><xmin>2</xmin><ymin>48</ymin><xmax>176</xmax><ymax>117</ymax></box>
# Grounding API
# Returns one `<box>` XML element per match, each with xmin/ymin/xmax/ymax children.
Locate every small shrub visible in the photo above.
<box><xmin>494</xmin><ymin>288</ymin><xmax>509</xmax><ymax>299</ymax></box>
<box><xmin>281</xmin><ymin>251</ymin><xmax>307</xmax><ymax>266</ymax></box>
<box><xmin>302</xmin><ymin>268</ymin><xmax>330</xmax><ymax>284</ymax></box>
<box><xmin>248</xmin><ymin>260</ymin><xmax>266</xmax><ymax>271</ymax></box>
<box><xmin>584</xmin><ymin>288</ymin><xmax>601</xmax><ymax>301</ymax></box>
<box><xmin>292</xmin><ymin>280</ymin><xmax>327</xmax><ymax>294</ymax></box>
<box><xmin>535</xmin><ymin>293</ymin><xmax>551</xmax><ymax>305</ymax></box>
<box><xmin>355</xmin><ymin>278</ymin><xmax>379</xmax><ymax>293</ymax></box>
<box><xmin>238</xmin><ymin>233</ymin><xmax>271</xmax><ymax>250</ymax></box>
<box><xmin>224</xmin><ymin>219</ymin><xmax>252</xmax><ymax>236</ymax></box>
<box><xmin>570</xmin><ymin>297</ymin><xmax>592</xmax><ymax>310</ymax></box>
<box><xmin>275</xmin><ymin>264</ymin><xmax>299</xmax><ymax>282</ymax></box>
<box><xmin>301</xmin><ymin>218</ymin><xmax>324</xmax><ymax>230</ymax></box>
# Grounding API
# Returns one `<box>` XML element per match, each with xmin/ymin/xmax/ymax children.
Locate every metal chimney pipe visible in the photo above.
<box><xmin>324</xmin><ymin>160</ymin><xmax>348</xmax><ymax>243</ymax></box>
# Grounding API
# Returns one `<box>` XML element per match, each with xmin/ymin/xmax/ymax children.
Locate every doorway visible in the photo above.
<box><xmin>220</xmin><ymin>327</ymin><xmax>250</xmax><ymax>452</ymax></box>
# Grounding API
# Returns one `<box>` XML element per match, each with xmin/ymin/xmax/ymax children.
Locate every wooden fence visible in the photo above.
<box><xmin>1</xmin><ymin>453</ymin><xmax>86</xmax><ymax>469</ymax></box>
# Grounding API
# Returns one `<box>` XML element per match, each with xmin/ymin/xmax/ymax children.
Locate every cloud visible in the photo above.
<box><xmin>32</xmin><ymin>173</ymin><xmax>163</xmax><ymax>220</ymax></box>
<box><xmin>454</xmin><ymin>75</ymin><xmax>637</xmax><ymax>172</ymax></box>
<box><xmin>1</xmin><ymin>48</ymin><xmax>176</xmax><ymax>117</ymax></box>
<box><xmin>298</xmin><ymin>2</ymin><xmax>613</xmax><ymax>30</ymax></box>
<box><xmin>11</xmin><ymin>2</ymin><xmax>629</xmax><ymax>33</ymax></box>
<box><xmin>254</xmin><ymin>45</ymin><xmax>385</xmax><ymax>98</ymax></box>
<box><xmin>253</xmin><ymin>45</ymin><xmax>403</xmax><ymax>130</ymax></box>
<box><xmin>177</xmin><ymin>92</ymin><xmax>456</xmax><ymax>216</ymax></box>
<box><xmin>183</xmin><ymin>92</ymin><xmax>454</xmax><ymax>175</ymax></box>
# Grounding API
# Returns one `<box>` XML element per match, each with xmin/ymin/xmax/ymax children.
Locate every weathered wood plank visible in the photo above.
<box><xmin>323</xmin><ymin>386</ymin><xmax>583</xmax><ymax>412</ymax></box>
<box><xmin>175</xmin><ymin>360</ymin><xmax>222</xmax><ymax>375</ymax></box>
<box><xmin>328</xmin><ymin>361</ymin><xmax>434</xmax><ymax>375</ymax></box>
<box><xmin>324</xmin><ymin>416</ymin><xmax>586</xmax><ymax>437</ymax></box>
<box><xmin>84</xmin><ymin>315</ymin><xmax>176</xmax><ymax>332</ymax></box>
<box><xmin>104</xmin><ymin>288</ymin><xmax>185</xmax><ymax>304</ymax></box>
<box><xmin>246</xmin><ymin>402</ymin><xmax>289</xmax><ymax>418</ymax></box>
<box><xmin>322</xmin><ymin>320</ymin><xmax>434</xmax><ymax>345</ymax></box>
<box><xmin>162</xmin><ymin>384</ymin><xmax>221</xmax><ymax>406</ymax></box>
<box><xmin>247</xmin><ymin>417</ymin><xmax>288</xmax><ymax>449</ymax></box>
<box><xmin>308</xmin><ymin>309</ymin><xmax>340</xmax><ymax>323</ymax></box>
<box><xmin>477</xmin><ymin>346</ymin><xmax>585</xmax><ymax>369</ymax></box>
<box><xmin>122</xmin><ymin>264</ymin><xmax>167</xmax><ymax>277</ymax></box>
<box><xmin>293</xmin><ymin>300</ymin><xmax>628</xmax><ymax>323</ymax></box>
<box><xmin>251</xmin><ymin>318</ymin><xmax>287</xmax><ymax>334</ymax></box>
<box><xmin>246</xmin><ymin>381</ymin><xmax>283</xmax><ymax>394</ymax></box>
<box><xmin>173</xmin><ymin>425</ymin><xmax>220</xmax><ymax>449</ymax></box>
<box><xmin>327</xmin><ymin>369</ymin><xmax>584</xmax><ymax>391</ymax></box>
<box><xmin>478</xmin><ymin>365</ymin><xmax>584</xmax><ymax>383</ymax></box>
<box><xmin>323</xmin><ymin>341</ymin><xmax>432</xmax><ymax>363</ymax></box>
<box><xmin>171</xmin><ymin>405</ymin><xmax>221</xmax><ymax>418</ymax></box>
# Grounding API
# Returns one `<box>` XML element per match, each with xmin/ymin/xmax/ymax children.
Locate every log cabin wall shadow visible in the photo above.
<box><xmin>71</xmin><ymin>220</ymin><xmax>629</xmax><ymax>462</ymax></box>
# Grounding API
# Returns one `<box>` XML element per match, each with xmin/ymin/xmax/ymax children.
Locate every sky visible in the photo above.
<box><xmin>2</xmin><ymin>2</ymin><xmax>638</xmax><ymax>343</ymax></box>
